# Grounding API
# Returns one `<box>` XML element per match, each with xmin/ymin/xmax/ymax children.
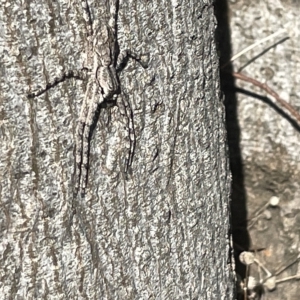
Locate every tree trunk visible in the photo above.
<box><xmin>0</xmin><ymin>0</ymin><xmax>234</xmax><ymax>298</ymax></box>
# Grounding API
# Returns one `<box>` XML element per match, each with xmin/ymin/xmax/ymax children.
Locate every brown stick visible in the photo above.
<box><xmin>232</xmin><ymin>72</ymin><xmax>300</xmax><ymax>125</ymax></box>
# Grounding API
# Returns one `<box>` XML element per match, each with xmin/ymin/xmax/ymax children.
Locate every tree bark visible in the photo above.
<box><xmin>0</xmin><ymin>0</ymin><xmax>234</xmax><ymax>299</ymax></box>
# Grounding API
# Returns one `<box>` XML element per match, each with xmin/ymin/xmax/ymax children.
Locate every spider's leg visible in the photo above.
<box><xmin>81</xmin><ymin>0</ymin><xmax>93</xmax><ymax>37</ymax></box>
<box><xmin>79</xmin><ymin>80</ymin><xmax>102</xmax><ymax>192</ymax></box>
<box><xmin>75</xmin><ymin>77</ymin><xmax>95</xmax><ymax>194</ymax></box>
<box><xmin>120</xmin><ymin>94</ymin><xmax>136</xmax><ymax>174</ymax></box>
<box><xmin>116</xmin><ymin>50</ymin><xmax>149</xmax><ymax>72</ymax></box>
<box><xmin>27</xmin><ymin>70</ymin><xmax>85</xmax><ymax>98</ymax></box>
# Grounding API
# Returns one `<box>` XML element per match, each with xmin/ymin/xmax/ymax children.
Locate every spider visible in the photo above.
<box><xmin>28</xmin><ymin>0</ymin><xmax>148</xmax><ymax>195</ymax></box>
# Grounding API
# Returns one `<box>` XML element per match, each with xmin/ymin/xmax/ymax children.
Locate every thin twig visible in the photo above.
<box><xmin>276</xmin><ymin>274</ymin><xmax>300</xmax><ymax>284</ymax></box>
<box><xmin>222</xmin><ymin>29</ymin><xmax>287</xmax><ymax>68</ymax></box>
<box><xmin>221</xmin><ymin>29</ymin><xmax>299</xmax><ymax>126</ymax></box>
<box><xmin>232</xmin><ymin>72</ymin><xmax>300</xmax><ymax>125</ymax></box>
<box><xmin>274</xmin><ymin>256</ymin><xmax>300</xmax><ymax>277</ymax></box>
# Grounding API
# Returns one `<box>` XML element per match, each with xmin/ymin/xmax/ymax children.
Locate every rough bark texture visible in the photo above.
<box><xmin>217</xmin><ymin>0</ymin><xmax>300</xmax><ymax>299</ymax></box>
<box><xmin>0</xmin><ymin>0</ymin><xmax>234</xmax><ymax>299</ymax></box>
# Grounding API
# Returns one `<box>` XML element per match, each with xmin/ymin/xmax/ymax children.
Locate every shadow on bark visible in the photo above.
<box><xmin>214</xmin><ymin>0</ymin><xmax>250</xmax><ymax>283</ymax></box>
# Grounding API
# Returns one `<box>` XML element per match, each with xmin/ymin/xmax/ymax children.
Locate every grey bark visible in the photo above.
<box><xmin>0</xmin><ymin>0</ymin><xmax>234</xmax><ymax>299</ymax></box>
